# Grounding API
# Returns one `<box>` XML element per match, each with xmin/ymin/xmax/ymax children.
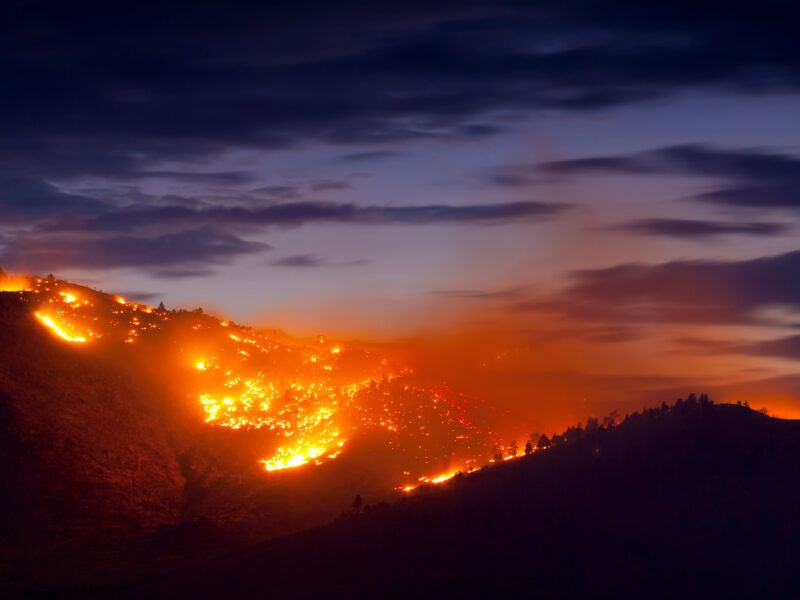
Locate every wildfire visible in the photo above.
<box><xmin>35</xmin><ymin>313</ymin><xmax>87</xmax><ymax>343</ymax></box>
<box><xmin>0</xmin><ymin>274</ymin><xmax>31</xmax><ymax>292</ymax></box>
<box><xmin>17</xmin><ymin>275</ymin><xmax>503</xmax><ymax>485</ymax></box>
<box><xmin>399</xmin><ymin>469</ymin><xmax>461</xmax><ymax>492</ymax></box>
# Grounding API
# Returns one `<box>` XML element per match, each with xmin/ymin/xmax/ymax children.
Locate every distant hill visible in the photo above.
<box><xmin>120</xmin><ymin>399</ymin><xmax>800</xmax><ymax>599</ymax></box>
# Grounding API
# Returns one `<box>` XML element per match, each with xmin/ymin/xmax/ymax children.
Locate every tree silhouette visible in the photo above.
<box><xmin>537</xmin><ymin>434</ymin><xmax>551</xmax><ymax>450</ymax></box>
<box><xmin>602</xmin><ymin>411</ymin><xmax>619</xmax><ymax>428</ymax></box>
<box><xmin>351</xmin><ymin>494</ymin><xmax>363</xmax><ymax>512</ymax></box>
<box><xmin>524</xmin><ymin>441</ymin><xmax>533</xmax><ymax>455</ymax></box>
<box><xmin>508</xmin><ymin>440</ymin><xmax>518</xmax><ymax>457</ymax></box>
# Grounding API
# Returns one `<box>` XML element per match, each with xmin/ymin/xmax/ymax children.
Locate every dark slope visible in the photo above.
<box><xmin>122</xmin><ymin>401</ymin><xmax>800</xmax><ymax>600</ymax></box>
<box><xmin>0</xmin><ymin>291</ymin><xmax>402</xmax><ymax>594</ymax></box>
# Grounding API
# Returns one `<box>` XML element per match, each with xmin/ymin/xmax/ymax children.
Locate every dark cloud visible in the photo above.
<box><xmin>539</xmin><ymin>144</ymin><xmax>800</xmax><ymax>210</ymax></box>
<box><xmin>430</xmin><ymin>286</ymin><xmax>529</xmax><ymax>301</ymax></box>
<box><xmin>151</xmin><ymin>268</ymin><xmax>217</xmax><ymax>279</ymax></box>
<box><xmin>0</xmin><ymin>176</ymin><xmax>110</xmax><ymax>221</ymax></box>
<box><xmin>0</xmin><ymin>227</ymin><xmax>269</xmax><ymax>271</ymax></box>
<box><xmin>614</xmin><ymin>218</ymin><xmax>790</xmax><ymax>239</ymax></box>
<box><xmin>115</xmin><ymin>290</ymin><xmax>162</xmax><ymax>303</ymax></box>
<box><xmin>745</xmin><ymin>336</ymin><xmax>800</xmax><ymax>361</ymax></box>
<box><xmin>542</xmin><ymin>144</ymin><xmax>800</xmax><ymax>181</ymax></box>
<box><xmin>673</xmin><ymin>334</ymin><xmax>800</xmax><ymax>362</ymax></box>
<box><xmin>252</xmin><ymin>186</ymin><xmax>300</xmax><ymax>200</ymax></box>
<box><xmin>47</xmin><ymin>199</ymin><xmax>570</xmax><ymax>234</ymax></box>
<box><xmin>335</xmin><ymin>151</ymin><xmax>406</xmax><ymax>163</ymax></box>
<box><xmin>0</xmin><ymin>171</ymin><xmax>566</xmax><ymax>270</ymax></box>
<box><xmin>2</xmin><ymin>3</ymin><xmax>800</xmax><ymax>179</ymax></box>
<box><xmin>120</xmin><ymin>171</ymin><xmax>256</xmax><ymax>185</ymax></box>
<box><xmin>270</xmin><ymin>254</ymin><xmax>368</xmax><ymax>268</ymax></box>
<box><xmin>271</xmin><ymin>255</ymin><xmax>324</xmax><ymax>268</ymax></box>
<box><xmin>695</xmin><ymin>184</ymin><xmax>800</xmax><ymax>209</ymax></box>
<box><xmin>521</xmin><ymin>250</ymin><xmax>800</xmax><ymax>326</ymax></box>
<box><xmin>310</xmin><ymin>181</ymin><xmax>353</xmax><ymax>192</ymax></box>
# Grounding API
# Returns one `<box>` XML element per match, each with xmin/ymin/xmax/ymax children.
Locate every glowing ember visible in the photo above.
<box><xmin>399</xmin><ymin>469</ymin><xmax>461</xmax><ymax>492</ymax></box>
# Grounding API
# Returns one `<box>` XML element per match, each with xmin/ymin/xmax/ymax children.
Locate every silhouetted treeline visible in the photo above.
<box><xmin>122</xmin><ymin>397</ymin><xmax>800</xmax><ymax>600</ymax></box>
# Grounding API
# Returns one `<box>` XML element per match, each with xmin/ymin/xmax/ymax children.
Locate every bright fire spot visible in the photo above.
<box><xmin>35</xmin><ymin>313</ymin><xmax>87</xmax><ymax>343</ymax></box>
<box><xmin>196</xmin><ymin>361</ymin><xmax>207</xmax><ymax>370</ymax></box>
<box><xmin>260</xmin><ymin>440</ymin><xmax>344</xmax><ymax>472</ymax></box>
<box><xmin>399</xmin><ymin>469</ymin><xmax>460</xmax><ymax>492</ymax></box>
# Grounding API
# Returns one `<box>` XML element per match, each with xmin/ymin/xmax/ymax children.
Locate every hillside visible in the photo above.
<box><xmin>3</xmin><ymin>276</ymin><xmax>799</xmax><ymax>598</ymax></box>
<box><xmin>120</xmin><ymin>400</ymin><xmax>800</xmax><ymax>599</ymax></box>
<box><xmin>0</xmin><ymin>282</ymin><xmax>442</xmax><ymax>593</ymax></box>
<box><xmin>0</xmin><ymin>275</ymin><xmax>503</xmax><ymax>594</ymax></box>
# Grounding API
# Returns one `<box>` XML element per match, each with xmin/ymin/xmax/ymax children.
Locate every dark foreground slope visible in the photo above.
<box><xmin>123</xmin><ymin>401</ymin><xmax>800</xmax><ymax>600</ymax></box>
<box><xmin>0</xmin><ymin>291</ymin><xmax>403</xmax><ymax>595</ymax></box>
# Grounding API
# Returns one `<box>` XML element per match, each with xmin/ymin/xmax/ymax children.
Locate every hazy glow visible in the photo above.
<box><xmin>0</xmin><ymin>274</ymin><xmax>31</xmax><ymax>292</ymax></box>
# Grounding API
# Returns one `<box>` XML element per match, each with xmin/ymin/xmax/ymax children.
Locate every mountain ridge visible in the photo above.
<box><xmin>119</xmin><ymin>400</ymin><xmax>800</xmax><ymax>599</ymax></box>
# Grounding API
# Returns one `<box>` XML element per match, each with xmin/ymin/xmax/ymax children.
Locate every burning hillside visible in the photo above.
<box><xmin>5</xmin><ymin>273</ymin><xmax>509</xmax><ymax>489</ymax></box>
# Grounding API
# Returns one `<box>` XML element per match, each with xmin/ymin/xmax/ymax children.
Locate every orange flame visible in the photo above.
<box><xmin>35</xmin><ymin>313</ymin><xmax>87</xmax><ymax>343</ymax></box>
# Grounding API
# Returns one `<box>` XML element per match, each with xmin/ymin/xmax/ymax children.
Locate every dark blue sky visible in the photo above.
<box><xmin>3</xmin><ymin>1</ymin><xmax>800</xmax><ymax>412</ymax></box>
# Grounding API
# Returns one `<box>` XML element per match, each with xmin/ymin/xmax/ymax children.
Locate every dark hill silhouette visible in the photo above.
<box><xmin>119</xmin><ymin>399</ymin><xmax>800</xmax><ymax>600</ymax></box>
<box><xmin>0</xmin><ymin>288</ymin><xmax>419</xmax><ymax>595</ymax></box>
<box><xmin>3</xmin><ymin>280</ymin><xmax>799</xmax><ymax>599</ymax></box>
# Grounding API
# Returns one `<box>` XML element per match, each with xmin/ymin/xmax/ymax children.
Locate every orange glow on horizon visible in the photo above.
<box><xmin>0</xmin><ymin>274</ymin><xmax>32</xmax><ymax>292</ymax></box>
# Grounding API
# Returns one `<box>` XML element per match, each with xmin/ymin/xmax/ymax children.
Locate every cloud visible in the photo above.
<box><xmin>674</xmin><ymin>334</ymin><xmax>800</xmax><ymax>362</ymax></box>
<box><xmin>521</xmin><ymin>249</ymin><xmax>800</xmax><ymax>326</ymax></box>
<box><xmin>0</xmin><ymin>173</ymin><xmax>567</xmax><ymax>270</ymax></box>
<box><xmin>115</xmin><ymin>290</ymin><xmax>162</xmax><ymax>303</ymax></box>
<box><xmin>335</xmin><ymin>151</ymin><xmax>406</xmax><ymax>163</ymax></box>
<box><xmin>270</xmin><ymin>254</ymin><xmax>368</xmax><ymax>268</ymax></box>
<box><xmin>310</xmin><ymin>181</ymin><xmax>352</xmax><ymax>192</ymax></box>
<box><xmin>0</xmin><ymin>176</ymin><xmax>110</xmax><ymax>221</ymax></box>
<box><xmin>614</xmin><ymin>218</ymin><xmax>790</xmax><ymax>239</ymax></box>
<box><xmin>49</xmin><ymin>199</ymin><xmax>570</xmax><ymax>234</ymax></box>
<box><xmin>151</xmin><ymin>268</ymin><xmax>218</xmax><ymax>279</ymax></box>
<box><xmin>0</xmin><ymin>227</ymin><xmax>269</xmax><ymax>271</ymax></box>
<box><xmin>538</xmin><ymin>144</ymin><xmax>800</xmax><ymax>210</ymax></box>
<box><xmin>542</xmin><ymin>144</ymin><xmax>800</xmax><ymax>181</ymax></box>
<box><xmin>430</xmin><ymin>286</ymin><xmax>529</xmax><ymax>301</ymax></box>
<box><xmin>744</xmin><ymin>335</ymin><xmax>800</xmax><ymax>361</ymax></box>
<box><xmin>252</xmin><ymin>186</ymin><xmax>300</xmax><ymax>200</ymax></box>
<box><xmin>119</xmin><ymin>170</ymin><xmax>256</xmax><ymax>185</ymax></box>
<box><xmin>2</xmin><ymin>4</ymin><xmax>800</xmax><ymax>180</ymax></box>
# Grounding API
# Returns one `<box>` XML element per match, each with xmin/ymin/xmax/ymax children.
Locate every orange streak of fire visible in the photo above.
<box><xmin>35</xmin><ymin>313</ymin><xmax>87</xmax><ymax>343</ymax></box>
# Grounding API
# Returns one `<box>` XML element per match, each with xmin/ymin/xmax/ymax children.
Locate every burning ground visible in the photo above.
<box><xmin>16</xmin><ymin>274</ymin><xmax>511</xmax><ymax>482</ymax></box>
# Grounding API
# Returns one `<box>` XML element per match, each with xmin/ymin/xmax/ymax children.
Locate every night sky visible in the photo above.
<box><xmin>3</xmin><ymin>1</ymin><xmax>800</xmax><ymax>420</ymax></box>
